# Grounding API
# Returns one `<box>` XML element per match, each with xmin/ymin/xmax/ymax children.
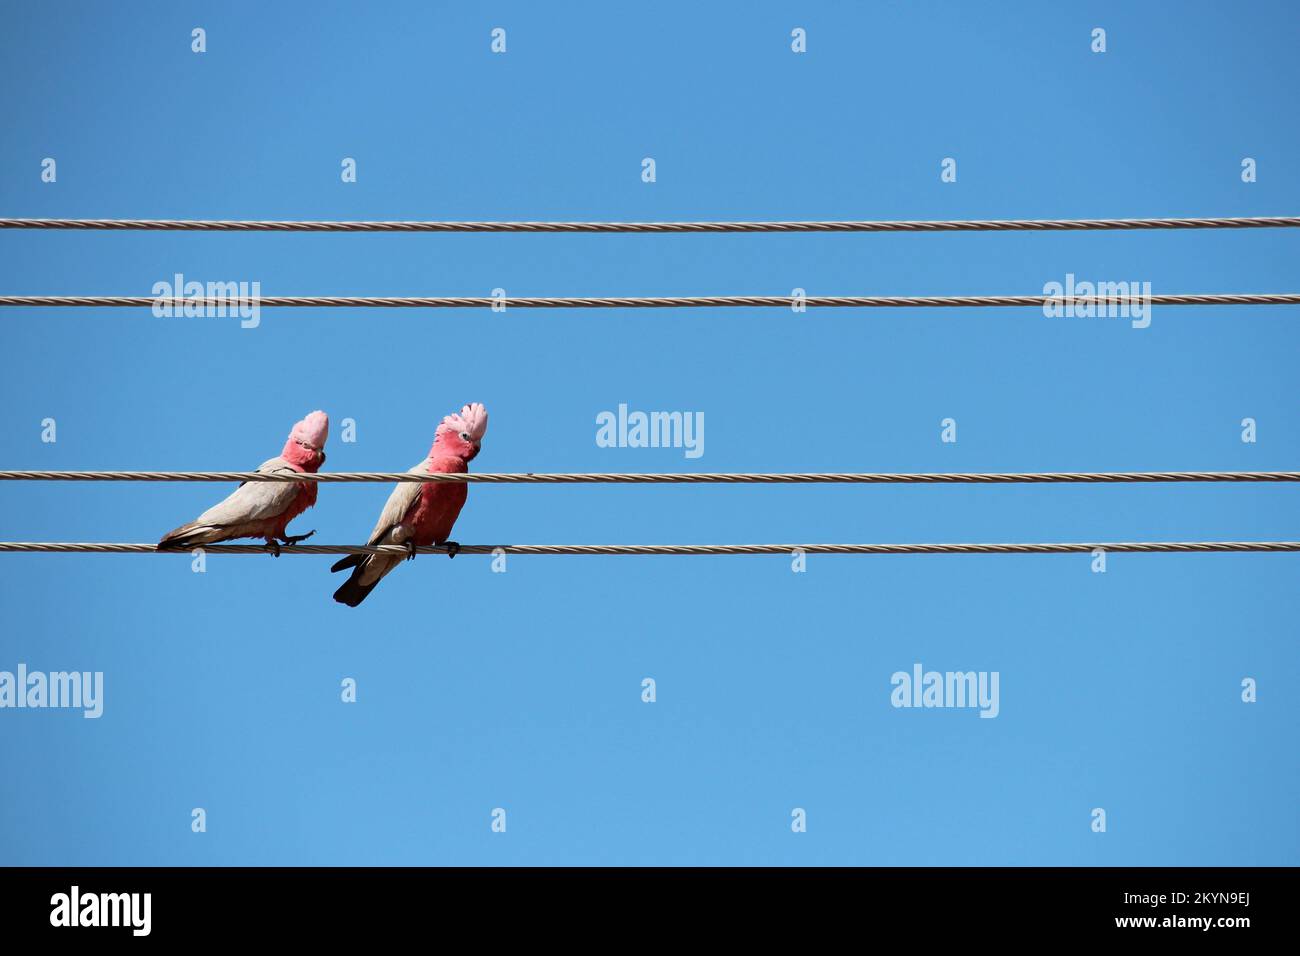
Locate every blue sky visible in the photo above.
<box><xmin>0</xmin><ymin>1</ymin><xmax>1297</xmax><ymax>865</ymax></box>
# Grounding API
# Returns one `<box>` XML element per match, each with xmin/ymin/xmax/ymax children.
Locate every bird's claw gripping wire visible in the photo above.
<box><xmin>445</xmin><ymin>541</ymin><xmax>460</xmax><ymax>559</ymax></box>
<box><xmin>264</xmin><ymin>540</ymin><xmax>282</xmax><ymax>558</ymax></box>
<box><xmin>278</xmin><ymin>530</ymin><xmax>316</xmax><ymax>546</ymax></box>
<box><xmin>404</xmin><ymin>541</ymin><xmax>418</xmax><ymax>562</ymax></box>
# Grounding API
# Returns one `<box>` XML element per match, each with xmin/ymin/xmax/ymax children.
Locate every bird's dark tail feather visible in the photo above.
<box><xmin>332</xmin><ymin>564</ymin><xmax>378</xmax><ymax>607</ymax></box>
<box><xmin>158</xmin><ymin>524</ymin><xmax>207</xmax><ymax>550</ymax></box>
<box><xmin>330</xmin><ymin>554</ymin><xmax>364</xmax><ymax>573</ymax></box>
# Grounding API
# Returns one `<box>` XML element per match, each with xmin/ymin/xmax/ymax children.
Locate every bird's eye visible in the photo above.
<box><xmin>460</xmin><ymin>432</ymin><xmax>470</xmax><ymax>442</ymax></box>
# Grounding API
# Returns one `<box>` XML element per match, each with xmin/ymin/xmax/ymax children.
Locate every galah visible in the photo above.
<box><xmin>158</xmin><ymin>410</ymin><xmax>329</xmax><ymax>556</ymax></box>
<box><xmin>331</xmin><ymin>403</ymin><xmax>488</xmax><ymax>607</ymax></box>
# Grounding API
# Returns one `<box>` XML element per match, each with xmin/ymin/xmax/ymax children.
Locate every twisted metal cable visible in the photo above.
<box><xmin>1</xmin><ymin>542</ymin><xmax>1298</xmax><ymax>556</ymax></box>
<box><xmin>3</xmin><ymin>293</ymin><xmax>1300</xmax><ymax>309</ymax></box>
<box><xmin>1</xmin><ymin>470</ymin><xmax>1299</xmax><ymax>484</ymax></box>
<box><xmin>2</xmin><ymin>216</ymin><xmax>1300</xmax><ymax>233</ymax></box>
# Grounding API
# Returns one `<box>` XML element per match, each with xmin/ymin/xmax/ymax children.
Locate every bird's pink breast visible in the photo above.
<box><xmin>269</xmin><ymin>482</ymin><xmax>318</xmax><ymax>537</ymax></box>
<box><xmin>406</xmin><ymin>456</ymin><xmax>469</xmax><ymax>544</ymax></box>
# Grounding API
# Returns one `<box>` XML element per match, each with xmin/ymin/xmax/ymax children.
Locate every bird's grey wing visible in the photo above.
<box><xmin>194</xmin><ymin>457</ymin><xmax>304</xmax><ymax>526</ymax></box>
<box><xmin>365</xmin><ymin>459</ymin><xmax>427</xmax><ymax>545</ymax></box>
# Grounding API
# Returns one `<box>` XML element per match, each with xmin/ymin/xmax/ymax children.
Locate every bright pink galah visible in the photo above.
<box><xmin>332</xmin><ymin>403</ymin><xmax>488</xmax><ymax>607</ymax></box>
<box><xmin>158</xmin><ymin>411</ymin><xmax>329</xmax><ymax>555</ymax></box>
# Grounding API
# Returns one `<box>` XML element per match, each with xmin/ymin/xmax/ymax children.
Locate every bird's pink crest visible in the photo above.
<box><xmin>290</xmin><ymin>410</ymin><xmax>330</xmax><ymax>450</ymax></box>
<box><xmin>438</xmin><ymin>403</ymin><xmax>489</xmax><ymax>442</ymax></box>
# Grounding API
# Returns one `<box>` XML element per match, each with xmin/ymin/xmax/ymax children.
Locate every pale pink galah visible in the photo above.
<box><xmin>159</xmin><ymin>411</ymin><xmax>329</xmax><ymax>556</ymax></box>
<box><xmin>331</xmin><ymin>403</ymin><xmax>488</xmax><ymax>607</ymax></box>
